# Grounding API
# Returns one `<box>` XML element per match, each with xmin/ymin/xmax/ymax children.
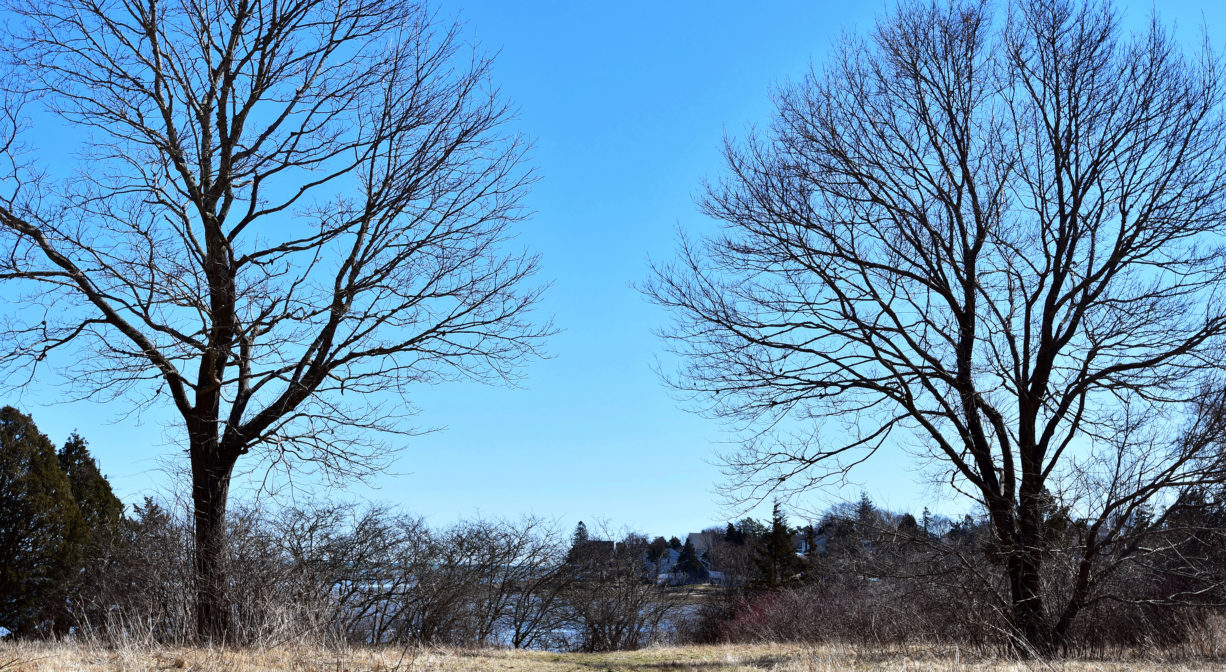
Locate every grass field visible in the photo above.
<box><xmin>2</xmin><ymin>642</ymin><xmax>1225</xmax><ymax>672</ymax></box>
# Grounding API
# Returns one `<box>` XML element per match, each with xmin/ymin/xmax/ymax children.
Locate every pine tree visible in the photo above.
<box><xmin>676</xmin><ymin>539</ymin><xmax>706</xmax><ymax>582</ymax></box>
<box><xmin>755</xmin><ymin>501</ymin><xmax>803</xmax><ymax>588</ymax></box>
<box><xmin>0</xmin><ymin>407</ymin><xmax>85</xmax><ymax>636</ymax></box>
<box><xmin>736</xmin><ymin>517</ymin><xmax>767</xmax><ymax>541</ymax></box>
<box><xmin>856</xmin><ymin>492</ymin><xmax>875</xmax><ymax>524</ymax></box>
<box><xmin>646</xmin><ymin>536</ymin><xmax>669</xmax><ymax>564</ymax></box>
<box><xmin>566</xmin><ymin>521</ymin><xmax>591</xmax><ymax>564</ymax></box>
<box><xmin>723</xmin><ymin>522</ymin><xmax>744</xmax><ymax>545</ymax></box>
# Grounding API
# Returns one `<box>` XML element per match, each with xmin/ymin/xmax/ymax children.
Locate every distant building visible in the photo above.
<box><xmin>686</xmin><ymin>531</ymin><xmax>721</xmax><ymax>557</ymax></box>
<box><xmin>793</xmin><ymin>531</ymin><xmax>827</xmax><ymax>556</ymax></box>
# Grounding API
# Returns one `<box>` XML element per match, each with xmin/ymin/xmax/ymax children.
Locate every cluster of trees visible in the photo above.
<box><xmin>667</xmin><ymin>506</ymin><xmax>810</xmax><ymax>588</ymax></box>
<box><xmin>640</xmin><ymin>502</ymin><xmax>849</xmax><ymax>591</ymax></box>
<box><xmin>689</xmin><ymin>495</ymin><xmax>1226</xmax><ymax>654</ymax></box>
<box><xmin>5</xmin><ymin>397</ymin><xmax>1226</xmax><ymax>655</ymax></box>
<box><xmin>0</xmin><ymin>407</ymin><xmax>121</xmax><ymax>636</ymax></box>
<box><xmin>560</xmin><ymin>526</ymin><xmax>680</xmax><ymax>652</ymax></box>
<box><xmin>610</xmin><ymin>489</ymin><xmax>1226</xmax><ymax>654</ymax></box>
<box><xmin>0</xmin><ymin>410</ymin><xmax>682</xmax><ymax>650</ymax></box>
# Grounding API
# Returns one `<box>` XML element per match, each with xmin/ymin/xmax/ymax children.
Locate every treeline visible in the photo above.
<box><xmin>5</xmin><ymin>403</ymin><xmax>1226</xmax><ymax>655</ymax></box>
<box><xmin>0</xmin><ymin>407</ymin><xmax>682</xmax><ymax>650</ymax></box>
<box><xmin>686</xmin><ymin>496</ymin><xmax>1226</xmax><ymax>655</ymax></box>
<box><xmin>4</xmin><ymin>495</ymin><xmax>679</xmax><ymax>650</ymax></box>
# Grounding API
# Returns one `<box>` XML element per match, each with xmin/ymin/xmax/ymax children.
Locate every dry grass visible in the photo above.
<box><xmin>1</xmin><ymin>642</ymin><xmax>1225</xmax><ymax>672</ymax></box>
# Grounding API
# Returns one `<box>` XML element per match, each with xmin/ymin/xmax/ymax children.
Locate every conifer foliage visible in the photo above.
<box><xmin>755</xmin><ymin>502</ymin><xmax>802</xmax><ymax>588</ymax></box>
<box><xmin>0</xmin><ymin>407</ymin><xmax>118</xmax><ymax>636</ymax></box>
<box><xmin>58</xmin><ymin>433</ymin><xmax>122</xmax><ymax>536</ymax></box>
<box><xmin>676</xmin><ymin>539</ymin><xmax>707</xmax><ymax>581</ymax></box>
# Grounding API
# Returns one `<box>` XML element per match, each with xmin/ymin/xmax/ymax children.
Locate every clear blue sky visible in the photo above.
<box><xmin>11</xmin><ymin>0</ymin><xmax>1226</xmax><ymax>540</ymax></box>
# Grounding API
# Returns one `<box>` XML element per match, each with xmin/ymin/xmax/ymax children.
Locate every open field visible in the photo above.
<box><xmin>2</xmin><ymin>643</ymin><xmax>1225</xmax><ymax>672</ymax></box>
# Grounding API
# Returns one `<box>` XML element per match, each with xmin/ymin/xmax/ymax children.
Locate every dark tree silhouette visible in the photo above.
<box><xmin>0</xmin><ymin>407</ymin><xmax>84</xmax><ymax>635</ymax></box>
<box><xmin>55</xmin><ymin>432</ymin><xmax>122</xmax><ymax>630</ymax></box>
<box><xmin>566</xmin><ymin>521</ymin><xmax>591</xmax><ymax>565</ymax></box>
<box><xmin>755</xmin><ymin>502</ymin><xmax>802</xmax><ymax>588</ymax></box>
<box><xmin>647</xmin><ymin>0</ymin><xmax>1226</xmax><ymax>652</ymax></box>
<box><xmin>0</xmin><ymin>0</ymin><xmax>547</xmax><ymax>639</ymax></box>
<box><xmin>58</xmin><ymin>433</ymin><xmax>122</xmax><ymax>537</ymax></box>
<box><xmin>647</xmin><ymin>536</ymin><xmax>669</xmax><ymax>564</ymax></box>
<box><xmin>724</xmin><ymin>522</ymin><xmax>745</xmax><ymax>546</ymax></box>
<box><xmin>677</xmin><ymin>538</ymin><xmax>707</xmax><ymax>581</ymax></box>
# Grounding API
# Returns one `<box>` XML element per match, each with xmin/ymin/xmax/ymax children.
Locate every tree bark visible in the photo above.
<box><xmin>191</xmin><ymin>438</ymin><xmax>236</xmax><ymax>642</ymax></box>
<box><xmin>1009</xmin><ymin>483</ymin><xmax>1054</xmax><ymax>656</ymax></box>
<box><xmin>1006</xmin><ymin>548</ymin><xmax>1052</xmax><ymax>655</ymax></box>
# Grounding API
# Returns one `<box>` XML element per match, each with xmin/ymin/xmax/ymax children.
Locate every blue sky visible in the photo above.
<box><xmin>11</xmin><ymin>0</ymin><xmax>1226</xmax><ymax>539</ymax></box>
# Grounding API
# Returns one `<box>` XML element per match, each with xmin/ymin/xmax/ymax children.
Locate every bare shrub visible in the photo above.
<box><xmin>562</xmin><ymin>534</ymin><xmax>678</xmax><ymax>652</ymax></box>
<box><xmin>72</xmin><ymin>501</ymin><xmax>586</xmax><ymax>649</ymax></box>
<box><xmin>80</xmin><ymin>498</ymin><xmax>196</xmax><ymax>646</ymax></box>
<box><xmin>686</xmin><ymin>494</ymin><xmax>1226</xmax><ymax>656</ymax></box>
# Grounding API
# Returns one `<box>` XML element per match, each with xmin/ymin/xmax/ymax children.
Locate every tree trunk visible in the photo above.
<box><xmin>192</xmin><ymin>444</ymin><xmax>236</xmax><ymax>642</ymax></box>
<box><xmin>1007</xmin><ymin>536</ymin><xmax>1054</xmax><ymax>656</ymax></box>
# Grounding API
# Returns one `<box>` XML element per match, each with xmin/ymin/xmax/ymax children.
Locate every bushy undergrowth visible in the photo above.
<box><xmin>685</xmin><ymin>583</ymin><xmax>1226</xmax><ymax>657</ymax></box>
<box><xmin>63</xmin><ymin>500</ymin><xmax>678</xmax><ymax>653</ymax></box>
<box><xmin>9</xmin><ymin>473</ymin><xmax>1226</xmax><ymax>657</ymax></box>
<box><xmin>675</xmin><ymin>498</ymin><xmax>1226</xmax><ymax>658</ymax></box>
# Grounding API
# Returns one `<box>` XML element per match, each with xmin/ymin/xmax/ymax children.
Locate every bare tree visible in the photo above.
<box><xmin>0</xmin><ymin>0</ymin><xmax>547</xmax><ymax>640</ymax></box>
<box><xmin>646</xmin><ymin>0</ymin><xmax>1226</xmax><ymax>653</ymax></box>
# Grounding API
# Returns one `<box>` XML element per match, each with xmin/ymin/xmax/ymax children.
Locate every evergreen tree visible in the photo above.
<box><xmin>57</xmin><ymin>432</ymin><xmax>123</xmax><ymax>628</ymax></box>
<box><xmin>667</xmin><ymin>536</ymin><xmax>682</xmax><ymax>550</ymax></box>
<box><xmin>646</xmin><ymin>536</ymin><xmax>669</xmax><ymax>564</ymax></box>
<box><xmin>948</xmin><ymin>514</ymin><xmax>979</xmax><ymax>546</ymax></box>
<box><xmin>58</xmin><ymin>433</ymin><xmax>122</xmax><ymax>536</ymax></box>
<box><xmin>735</xmin><ymin>517</ymin><xmax>768</xmax><ymax>541</ymax></box>
<box><xmin>676</xmin><ymin>539</ymin><xmax>707</xmax><ymax>581</ymax></box>
<box><xmin>723</xmin><ymin>522</ymin><xmax>745</xmax><ymax>545</ymax></box>
<box><xmin>0</xmin><ymin>407</ymin><xmax>85</xmax><ymax>636</ymax></box>
<box><xmin>856</xmin><ymin>492</ymin><xmax>875</xmax><ymax>524</ymax></box>
<box><xmin>566</xmin><ymin>521</ymin><xmax>591</xmax><ymax>564</ymax></box>
<box><xmin>754</xmin><ymin>501</ymin><xmax>803</xmax><ymax>588</ymax></box>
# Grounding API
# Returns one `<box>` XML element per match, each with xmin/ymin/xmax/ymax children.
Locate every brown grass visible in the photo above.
<box><xmin>1</xmin><ymin>642</ymin><xmax>1225</xmax><ymax>672</ymax></box>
